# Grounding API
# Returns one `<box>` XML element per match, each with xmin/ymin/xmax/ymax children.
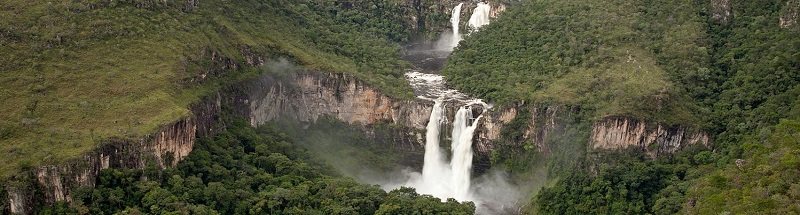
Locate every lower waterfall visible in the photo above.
<box><xmin>450</xmin><ymin>106</ymin><xmax>482</xmax><ymax>201</ymax></box>
<box><xmin>402</xmin><ymin>100</ymin><xmax>486</xmax><ymax>202</ymax></box>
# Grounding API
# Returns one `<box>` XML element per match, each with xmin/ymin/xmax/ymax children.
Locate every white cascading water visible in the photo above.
<box><xmin>421</xmin><ymin>100</ymin><xmax>444</xmax><ymax>180</ymax></box>
<box><xmin>421</xmin><ymin>100</ymin><xmax>449</xmax><ymax>193</ymax></box>
<box><xmin>406</xmin><ymin>100</ymin><xmax>485</xmax><ymax>202</ymax></box>
<box><xmin>450</xmin><ymin>107</ymin><xmax>468</xmax><ymax>152</ymax></box>
<box><xmin>394</xmin><ymin>3</ymin><xmax>519</xmax><ymax>213</ymax></box>
<box><xmin>451</xmin><ymin>106</ymin><xmax>481</xmax><ymax>200</ymax></box>
<box><xmin>439</xmin><ymin>3</ymin><xmax>464</xmax><ymax>51</ymax></box>
<box><xmin>468</xmin><ymin>2</ymin><xmax>492</xmax><ymax>31</ymax></box>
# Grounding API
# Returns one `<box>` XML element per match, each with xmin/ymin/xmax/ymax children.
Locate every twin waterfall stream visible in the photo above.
<box><xmin>394</xmin><ymin>2</ymin><xmax>502</xmax><ymax>211</ymax></box>
<box><xmin>418</xmin><ymin>100</ymin><xmax>485</xmax><ymax>201</ymax></box>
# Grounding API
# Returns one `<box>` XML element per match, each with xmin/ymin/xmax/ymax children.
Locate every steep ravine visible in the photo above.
<box><xmin>4</xmin><ymin>2</ymin><xmax>716</xmax><ymax>212</ymax></box>
<box><xmin>4</xmin><ymin>68</ymin><xmax>712</xmax><ymax>213</ymax></box>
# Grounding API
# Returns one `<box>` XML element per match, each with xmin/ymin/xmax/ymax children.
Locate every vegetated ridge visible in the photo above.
<box><xmin>0</xmin><ymin>0</ymin><xmax>421</xmax><ymax>179</ymax></box>
<box><xmin>442</xmin><ymin>0</ymin><xmax>800</xmax><ymax>214</ymax></box>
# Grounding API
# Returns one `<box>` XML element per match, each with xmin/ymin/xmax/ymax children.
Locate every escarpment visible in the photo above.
<box><xmin>5</xmin><ymin>70</ymin><xmax>713</xmax><ymax>214</ymax></box>
<box><xmin>6</xmin><ymin>96</ymin><xmax>221</xmax><ymax>214</ymax></box>
<box><xmin>246</xmin><ymin>72</ymin><xmax>433</xmax><ymax>151</ymax></box>
<box><xmin>248</xmin><ymin>73</ymin><xmax>432</xmax><ymax>131</ymax></box>
<box><xmin>591</xmin><ymin>118</ymin><xmax>710</xmax><ymax>157</ymax></box>
<box><xmin>474</xmin><ymin>103</ymin><xmax>710</xmax><ymax>165</ymax></box>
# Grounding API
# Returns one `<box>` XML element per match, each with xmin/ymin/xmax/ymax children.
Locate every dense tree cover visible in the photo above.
<box><xmin>38</xmin><ymin>118</ymin><xmax>475</xmax><ymax>214</ymax></box>
<box><xmin>0</xmin><ymin>0</ymin><xmax>423</xmax><ymax>178</ymax></box>
<box><xmin>441</xmin><ymin>0</ymin><xmax>800</xmax><ymax>214</ymax></box>
<box><xmin>704</xmin><ymin>0</ymin><xmax>800</xmax><ymax>153</ymax></box>
<box><xmin>685</xmin><ymin>119</ymin><xmax>800</xmax><ymax>214</ymax></box>
<box><xmin>536</xmin><ymin>146</ymin><xmax>710</xmax><ymax>215</ymax></box>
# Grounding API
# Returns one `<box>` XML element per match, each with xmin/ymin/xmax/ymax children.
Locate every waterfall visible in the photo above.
<box><xmin>394</xmin><ymin>3</ymin><xmax>519</xmax><ymax>210</ymax></box>
<box><xmin>406</xmin><ymin>100</ymin><xmax>485</xmax><ymax>202</ymax></box>
<box><xmin>422</xmin><ymin>100</ymin><xmax>447</xmax><ymax>185</ymax></box>
<box><xmin>468</xmin><ymin>2</ymin><xmax>491</xmax><ymax>31</ymax></box>
<box><xmin>449</xmin><ymin>3</ymin><xmax>464</xmax><ymax>49</ymax></box>
<box><xmin>451</xmin><ymin>106</ymin><xmax>481</xmax><ymax>201</ymax></box>
<box><xmin>450</xmin><ymin>107</ymin><xmax>468</xmax><ymax>152</ymax></box>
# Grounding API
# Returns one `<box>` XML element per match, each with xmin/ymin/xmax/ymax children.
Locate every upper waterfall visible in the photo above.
<box><xmin>468</xmin><ymin>2</ymin><xmax>492</xmax><ymax>31</ymax></box>
<box><xmin>450</xmin><ymin>3</ymin><xmax>464</xmax><ymax>49</ymax></box>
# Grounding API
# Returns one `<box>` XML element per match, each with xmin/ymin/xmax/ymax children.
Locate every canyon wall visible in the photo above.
<box><xmin>475</xmin><ymin>102</ymin><xmax>710</xmax><ymax>167</ymax></box>
<box><xmin>5</xmin><ymin>69</ymin><xmax>712</xmax><ymax>213</ymax></box>
<box><xmin>246</xmin><ymin>72</ymin><xmax>432</xmax><ymax>151</ymax></box>
<box><xmin>248</xmin><ymin>73</ymin><xmax>431</xmax><ymax>131</ymax></box>
<box><xmin>591</xmin><ymin>118</ymin><xmax>710</xmax><ymax>157</ymax></box>
<box><xmin>475</xmin><ymin>103</ymin><xmax>568</xmax><ymax>154</ymax></box>
<box><xmin>396</xmin><ymin>0</ymin><xmax>507</xmax><ymax>38</ymax></box>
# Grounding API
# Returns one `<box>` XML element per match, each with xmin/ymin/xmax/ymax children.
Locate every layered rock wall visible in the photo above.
<box><xmin>246</xmin><ymin>72</ymin><xmax>432</xmax><ymax>151</ymax></box>
<box><xmin>591</xmin><ymin>118</ymin><xmax>710</xmax><ymax>157</ymax></box>
<box><xmin>5</xmin><ymin>70</ymin><xmax>714</xmax><ymax>214</ymax></box>
<box><xmin>476</xmin><ymin>103</ymin><xmax>710</xmax><ymax>167</ymax></box>
<box><xmin>475</xmin><ymin>103</ymin><xmax>565</xmax><ymax>154</ymax></box>
<box><xmin>249</xmin><ymin>73</ymin><xmax>431</xmax><ymax>130</ymax></box>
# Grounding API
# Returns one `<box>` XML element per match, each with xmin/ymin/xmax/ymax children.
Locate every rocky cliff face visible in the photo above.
<box><xmin>5</xmin><ymin>69</ymin><xmax>713</xmax><ymax>214</ymax></box>
<box><xmin>1</xmin><ymin>2</ymin><xmax>517</xmax><ymax>212</ymax></box>
<box><xmin>473</xmin><ymin>102</ymin><xmax>710</xmax><ymax>171</ymax></box>
<box><xmin>475</xmin><ymin>106</ymin><xmax>517</xmax><ymax>153</ymax></box>
<box><xmin>475</xmin><ymin>103</ymin><xmax>565</xmax><ymax>154</ymax></box>
<box><xmin>248</xmin><ymin>73</ymin><xmax>431</xmax><ymax>130</ymax></box>
<box><xmin>246</xmin><ymin>72</ymin><xmax>432</xmax><ymax>151</ymax></box>
<box><xmin>591</xmin><ymin>117</ymin><xmax>710</xmax><ymax>157</ymax></box>
<box><xmin>395</xmin><ymin>0</ymin><xmax>507</xmax><ymax>38</ymax></box>
<box><xmin>6</xmin><ymin>94</ymin><xmax>222</xmax><ymax>214</ymax></box>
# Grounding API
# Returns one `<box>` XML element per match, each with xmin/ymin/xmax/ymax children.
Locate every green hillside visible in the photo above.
<box><xmin>442</xmin><ymin>0</ymin><xmax>706</xmax><ymax>125</ymax></box>
<box><xmin>0</xmin><ymin>0</ymin><xmax>418</xmax><ymax>179</ymax></box>
<box><xmin>3</xmin><ymin>0</ymin><xmax>800</xmax><ymax>214</ymax></box>
<box><xmin>442</xmin><ymin>0</ymin><xmax>800</xmax><ymax>214</ymax></box>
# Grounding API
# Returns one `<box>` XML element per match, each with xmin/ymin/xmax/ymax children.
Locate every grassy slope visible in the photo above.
<box><xmin>441</xmin><ymin>0</ymin><xmax>706</xmax><ymax>125</ymax></box>
<box><xmin>0</xmin><ymin>0</ymin><xmax>414</xmax><ymax>179</ymax></box>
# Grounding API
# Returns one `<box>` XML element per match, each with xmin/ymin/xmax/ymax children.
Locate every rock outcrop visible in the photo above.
<box><xmin>591</xmin><ymin>117</ymin><xmax>710</xmax><ymax>157</ymax></box>
<box><xmin>6</xmin><ymin>94</ymin><xmax>222</xmax><ymax>214</ymax></box>
<box><xmin>711</xmin><ymin>0</ymin><xmax>733</xmax><ymax>25</ymax></box>
<box><xmin>475</xmin><ymin>103</ymin><xmax>563</xmax><ymax>154</ymax></box>
<box><xmin>474</xmin><ymin>102</ymin><xmax>710</xmax><ymax>171</ymax></box>
<box><xmin>780</xmin><ymin>0</ymin><xmax>800</xmax><ymax>28</ymax></box>
<box><xmin>247</xmin><ymin>72</ymin><xmax>432</xmax><ymax>151</ymax></box>
<box><xmin>249</xmin><ymin>73</ymin><xmax>431</xmax><ymax>130</ymax></box>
